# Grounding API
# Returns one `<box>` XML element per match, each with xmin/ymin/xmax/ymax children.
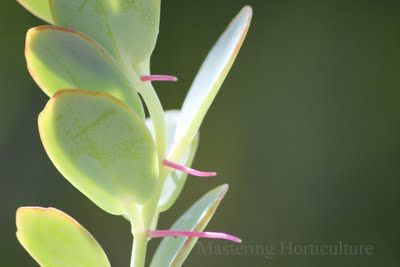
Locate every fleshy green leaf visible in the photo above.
<box><xmin>17</xmin><ymin>0</ymin><xmax>53</xmax><ymax>24</ymax></box>
<box><xmin>170</xmin><ymin>6</ymin><xmax>252</xmax><ymax>160</ymax></box>
<box><xmin>151</xmin><ymin>184</ymin><xmax>229</xmax><ymax>267</ymax></box>
<box><xmin>38</xmin><ymin>89</ymin><xmax>158</xmax><ymax>215</ymax></box>
<box><xmin>16</xmin><ymin>207</ymin><xmax>110</xmax><ymax>267</ymax></box>
<box><xmin>49</xmin><ymin>0</ymin><xmax>160</xmax><ymax>71</ymax></box>
<box><xmin>146</xmin><ymin>111</ymin><xmax>200</xmax><ymax>212</ymax></box>
<box><xmin>26</xmin><ymin>25</ymin><xmax>144</xmax><ymax>119</ymax></box>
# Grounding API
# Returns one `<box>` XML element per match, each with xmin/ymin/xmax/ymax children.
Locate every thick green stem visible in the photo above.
<box><xmin>140</xmin><ymin>166</ymin><xmax>167</xmax><ymax>227</ymax></box>
<box><xmin>120</xmin><ymin>61</ymin><xmax>167</xmax><ymax>163</ymax></box>
<box><xmin>119</xmin><ymin>56</ymin><xmax>167</xmax><ymax>267</ymax></box>
<box><xmin>139</xmin><ymin>82</ymin><xmax>167</xmax><ymax>161</ymax></box>
<box><xmin>135</xmin><ymin>81</ymin><xmax>168</xmax><ymax>228</ymax></box>
<box><xmin>130</xmin><ymin>231</ymin><xmax>148</xmax><ymax>267</ymax></box>
<box><xmin>126</xmin><ymin>204</ymin><xmax>148</xmax><ymax>267</ymax></box>
<box><xmin>141</xmin><ymin>134</ymin><xmax>194</xmax><ymax>227</ymax></box>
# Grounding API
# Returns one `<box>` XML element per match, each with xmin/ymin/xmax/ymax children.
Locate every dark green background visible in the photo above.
<box><xmin>1</xmin><ymin>0</ymin><xmax>399</xmax><ymax>266</ymax></box>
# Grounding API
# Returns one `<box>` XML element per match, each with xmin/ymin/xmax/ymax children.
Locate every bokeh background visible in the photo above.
<box><xmin>1</xmin><ymin>0</ymin><xmax>399</xmax><ymax>266</ymax></box>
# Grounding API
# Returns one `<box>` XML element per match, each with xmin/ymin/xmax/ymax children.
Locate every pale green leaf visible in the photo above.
<box><xmin>26</xmin><ymin>25</ymin><xmax>144</xmax><ymax>118</ymax></box>
<box><xmin>151</xmin><ymin>184</ymin><xmax>229</xmax><ymax>267</ymax></box>
<box><xmin>16</xmin><ymin>207</ymin><xmax>110</xmax><ymax>267</ymax></box>
<box><xmin>49</xmin><ymin>0</ymin><xmax>160</xmax><ymax>71</ymax></box>
<box><xmin>38</xmin><ymin>89</ymin><xmax>158</xmax><ymax>215</ymax></box>
<box><xmin>145</xmin><ymin>110</ymin><xmax>199</xmax><ymax>212</ymax></box>
<box><xmin>170</xmin><ymin>6</ymin><xmax>252</xmax><ymax>161</ymax></box>
<box><xmin>17</xmin><ymin>0</ymin><xmax>53</xmax><ymax>24</ymax></box>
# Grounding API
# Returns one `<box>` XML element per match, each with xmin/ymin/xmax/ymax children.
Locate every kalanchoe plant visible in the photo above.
<box><xmin>16</xmin><ymin>0</ymin><xmax>252</xmax><ymax>266</ymax></box>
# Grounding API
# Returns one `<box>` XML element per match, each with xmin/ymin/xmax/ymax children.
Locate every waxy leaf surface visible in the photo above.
<box><xmin>17</xmin><ymin>0</ymin><xmax>53</xmax><ymax>23</ymax></box>
<box><xmin>171</xmin><ymin>6</ymin><xmax>252</xmax><ymax>160</ymax></box>
<box><xmin>151</xmin><ymin>184</ymin><xmax>229</xmax><ymax>266</ymax></box>
<box><xmin>26</xmin><ymin>25</ymin><xmax>144</xmax><ymax>118</ymax></box>
<box><xmin>50</xmin><ymin>0</ymin><xmax>160</xmax><ymax>71</ymax></box>
<box><xmin>16</xmin><ymin>207</ymin><xmax>110</xmax><ymax>267</ymax></box>
<box><xmin>39</xmin><ymin>90</ymin><xmax>158</xmax><ymax>215</ymax></box>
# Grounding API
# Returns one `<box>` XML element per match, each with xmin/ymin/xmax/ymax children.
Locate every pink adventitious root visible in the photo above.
<box><xmin>140</xmin><ymin>75</ymin><xmax>178</xmax><ymax>82</ymax></box>
<box><xmin>163</xmin><ymin>159</ymin><xmax>217</xmax><ymax>177</ymax></box>
<box><xmin>147</xmin><ymin>230</ymin><xmax>242</xmax><ymax>243</ymax></box>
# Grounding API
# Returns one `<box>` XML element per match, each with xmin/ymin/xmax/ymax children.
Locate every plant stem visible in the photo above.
<box><xmin>130</xmin><ymin>231</ymin><xmax>148</xmax><ymax>267</ymax></box>
<box><xmin>120</xmin><ymin>62</ymin><xmax>167</xmax><ymax>163</ymax></box>
<box><xmin>127</xmin><ymin>204</ymin><xmax>148</xmax><ymax>267</ymax></box>
<box><xmin>139</xmin><ymin>81</ymin><xmax>167</xmax><ymax>161</ymax></box>
<box><xmin>140</xmin><ymin>165</ymin><xmax>168</xmax><ymax>227</ymax></box>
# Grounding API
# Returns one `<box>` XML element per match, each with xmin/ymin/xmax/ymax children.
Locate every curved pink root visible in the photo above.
<box><xmin>147</xmin><ymin>230</ymin><xmax>242</xmax><ymax>243</ymax></box>
<box><xmin>163</xmin><ymin>159</ymin><xmax>217</xmax><ymax>177</ymax></box>
<box><xmin>140</xmin><ymin>75</ymin><xmax>178</xmax><ymax>82</ymax></box>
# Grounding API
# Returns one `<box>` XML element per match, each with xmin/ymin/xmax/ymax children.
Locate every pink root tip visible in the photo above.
<box><xmin>147</xmin><ymin>230</ymin><xmax>242</xmax><ymax>243</ymax></box>
<box><xmin>163</xmin><ymin>159</ymin><xmax>217</xmax><ymax>177</ymax></box>
<box><xmin>140</xmin><ymin>75</ymin><xmax>178</xmax><ymax>82</ymax></box>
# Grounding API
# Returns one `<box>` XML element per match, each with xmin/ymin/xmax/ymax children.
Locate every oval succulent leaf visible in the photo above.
<box><xmin>38</xmin><ymin>89</ymin><xmax>158</xmax><ymax>215</ymax></box>
<box><xmin>151</xmin><ymin>184</ymin><xmax>229</xmax><ymax>267</ymax></box>
<box><xmin>49</xmin><ymin>0</ymin><xmax>160</xmax><ymax>71</ymax></box>
<box><xmin>17</xmin><ymin>0</ymin><xmax>53</xmax><ymax>24</ymax></box>
<box><xmin>26</xmin><ymin>25</ymin><xmax>144</xmax><ymax>119</ymax></box>
<box><xmin>146</xmin><ymin>110</ymin><xmax>200</xmax><ymax>212</ymax></box>
<box><xmin>16</xmin><ymin>207</ymin><xmax>110</xmax><ymax>267</ymax></box>
<box><xmin>171</xmin><ymin>6</ymin><xmax>252</xmax><ymax>160</ymax></box>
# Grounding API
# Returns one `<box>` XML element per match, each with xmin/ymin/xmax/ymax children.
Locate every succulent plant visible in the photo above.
<box><xmin>16</xmin><ymin>1</ymin><xmax>252</xmax><ymax>266</ymax></box>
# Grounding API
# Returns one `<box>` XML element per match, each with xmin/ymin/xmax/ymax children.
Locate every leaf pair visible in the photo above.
<box><xmin>151</xmin><ymin>184</ymin><xmax>229</xmax><ymax>266</ymax></box>
<box><xmin>26</xmin><ymin>25</ymin><xmax>145</xmax><ymax>118</ymax></box>
<box><xmin>26</xmin><ymin>23</ymin><xmax>159</xmax><ymax>215</ymax></box>
<box><xmin>18</xmin><ymin>0</ymin><xmax>160</xmax><ymax>71</ymax></box>
<box><xmin>151</xmin><ymin>6</ymin><xmax>253</xmax><ymax>213</ymax></box>
<box><xmin>16</xmin><ymin>184</ymin><xmax>228</xmax><ymax>267</ymax></box>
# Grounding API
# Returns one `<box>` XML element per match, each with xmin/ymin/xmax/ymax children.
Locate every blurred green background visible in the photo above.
<box><xmin>1</xmin><ymin>0</ymin><xmax>399</xmax><ymax>266</ymax></box>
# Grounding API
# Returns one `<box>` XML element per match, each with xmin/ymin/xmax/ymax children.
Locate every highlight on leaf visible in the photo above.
<box><xmin>169</xmin><ymin>6</ymin><xmax>253</xmax><ymax>163</ymax></box>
